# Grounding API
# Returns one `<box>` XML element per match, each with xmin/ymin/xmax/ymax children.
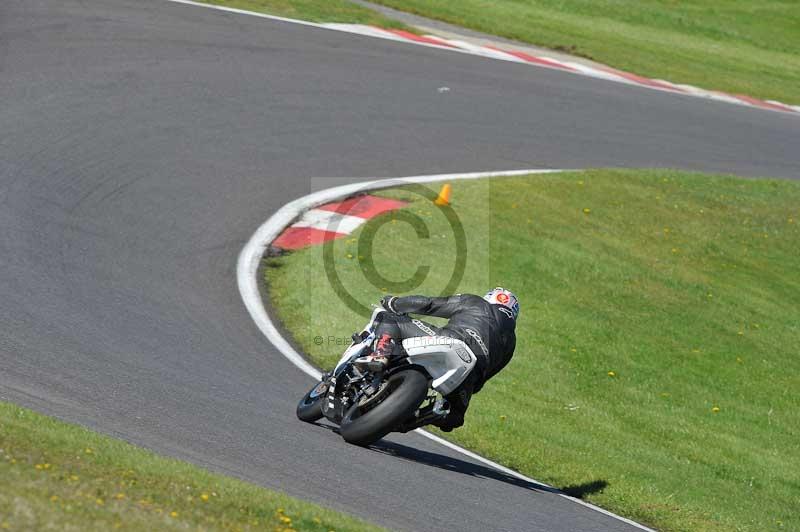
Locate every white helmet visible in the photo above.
<box><xmin>484</xmin><ymin>287</ymin><xmax>519</xmax><ymax>320</ymax></box>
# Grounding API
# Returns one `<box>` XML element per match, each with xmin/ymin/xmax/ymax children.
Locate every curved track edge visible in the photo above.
<box><xmin>165</xmin><ymin>0</ymin><xmax>799</xmax><ymax>116</ymax></box>
<box><xmin>236</xmin><ymin>168</ymin><xmax>655</xmax><ymax>532</ymax></box>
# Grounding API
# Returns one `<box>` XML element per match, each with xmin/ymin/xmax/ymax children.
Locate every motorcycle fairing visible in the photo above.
<box><xmin>333</xmin><ymin>307</ymin><xmax>385</xmax><ymax>374</ymax></box>
<box><xmin>402</xmin><ymin>336</ymin><xmax>476</xmax><ymax>395</ymax></box>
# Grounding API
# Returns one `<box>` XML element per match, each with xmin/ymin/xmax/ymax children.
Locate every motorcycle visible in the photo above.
<box><xmin>296</xmin><ymin>307</ymin><xmax>477</xmax><ymax>446</ymax></box>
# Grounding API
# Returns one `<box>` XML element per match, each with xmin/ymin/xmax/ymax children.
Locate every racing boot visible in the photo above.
<box><xmin>354</xmin><ymin>333</ymin><xmax>395</xmax><ymax>372</ymax></box>
<box><xmin>433</xmin><ymin>376</ymin><xmax>475</xmax><ymax>432</ymax></box>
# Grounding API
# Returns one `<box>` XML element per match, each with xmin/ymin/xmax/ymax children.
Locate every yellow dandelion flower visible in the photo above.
<box><xmin>201</xmin><ymin>493</ymin><xmax>209</xmax><ymax>501</ymax></box>
<box><xmin>738</xmin><ymin>331</ymin><xmax>744</xmax><ymax>336</ymax></box>
<box><xmin>43</xmin><ymin>463</ymin><xmax>51</xmax><ymax>469</ymax></box>
<box><xmin>607</xmin><ymin>371</ymin><xmax>616</xmax><ymax>377</ymax></box>
<box><xmin>577</xmin><ymin>180</ymin><xmax>584</xmax><ymax>186</ymax></box>
<box><xmin>345</xmin><ymin>253</ymin><xmax>353</xmax><ymax>259</ymax></box>
<box><xmin>276</xmin><ymin>508</ymin><xmax>284</xmax><ymax>514</ymax></box>
<box><xmin>115</xmin><ymin>493</ymin><xmax>125</xmax><ymax>500</ymax></box>
<box><xmin>170</xmin><ymin>511</ymin><xmax>178</xmax><ymax>518</ymax></box>
<box><xmin>50</xmin><ymin>495</ymin><xmax>59</xmax><ymax>502</ymax></box>
<box><xmin>582</xmin><ymin>208</ymin><xmax>591</xmax><ymax>214</ymax></box>
<box><xmin>84</xmin><ymin>448</ymin><xmax>93</xmax><ymax>454</ymax></box>
<box><xmin>500</xmin><ymin>415</ymin><xmax>507</xmax><ymax>421</ymax></box>
<box><xmin>711</xmin><ymin>406</ymin><xmax>720</xmax><ymax>413</ymax></box>
<box><xmin>671</xmin><ymin>248</ymin><xmax>678</xmax><ymax>253</ymax></box>
<box><xmin>570</xmin><ymin>348</ymin><xmax>577</xmax><ymax>353</ymax></box>
<box><xmin>96</xmin><ymin>498</ymin><xmax>104</xmax><ymax>506</ymax></box>
<box><xmin>35</xmin><ymin>464</ymin><xmax>43</xmax><ymax>470</ymax></box>
<box><xmin>69</xmin><ymin>475</ymin><xmax>79</xmax><ymax>481</ymax></box>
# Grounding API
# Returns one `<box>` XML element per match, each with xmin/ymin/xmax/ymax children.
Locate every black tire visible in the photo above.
<box><xmin>296</xmin><ymin>381</ymin><xmax>326</xmax><ymax>422</ymax></box>
<box><xmin>339</xmin><ymin>369</ymin><xmax>428</xmax><ymax>446</ymax></box>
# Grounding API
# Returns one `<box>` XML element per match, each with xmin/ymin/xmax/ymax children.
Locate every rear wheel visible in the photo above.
<box><xmin>339</xmin><ymin>369</ymin><xmax>428</xmax><ymax>446</ymax></box>
<box><xmin>296</xmin><ymin>380</ymin><xmax>327</xmax><ymax>422</ymax></box>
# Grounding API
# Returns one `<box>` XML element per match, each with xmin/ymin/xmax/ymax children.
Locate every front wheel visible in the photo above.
<box><xmin>339</xmin><ymin>369</ymin><xmax>429</xmax><ymax>446</ymax></box>
<box><xmin>296</xmin><ymin>380</ymin><xmax>327</xmax><ymax>422</ymax></box>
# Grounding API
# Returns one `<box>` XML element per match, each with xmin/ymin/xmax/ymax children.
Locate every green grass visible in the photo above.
<box><xmin>368</xmin><ymin>0</ymin><xmax>800</xmax><ymax>104</ymax></box>
<box><xmin>266</xmin><ymin>169</ymin><xmax>800</xmax><ymax>532</ymax></box>
<box><xmin>0</xmin><ymin>401</ymin><xmax>380</xmax><ymax>531</ymax></box>
<box><xmin>198</xmin><ymin>0</ymin><xmax>410</xmax><ymax>28</ymax></box>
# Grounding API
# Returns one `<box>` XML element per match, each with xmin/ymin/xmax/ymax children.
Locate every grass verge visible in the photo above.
<box><xmin>266</xmin><ymin>169</ymin><xmax>800</xmax><ymax>531</ymax></box>
<box><xmin>0</xmin><ymin>401</ymin><xmax>380</xmax><ymax>531</ymax></box>
<box><xmin>368</xmin><ymin>0</ymin><xmax>800</xmax><ymax>104</ymax></box>
<box><xmin>196</xmin><ymin>0</ymin><xmax>409</xmax><ymax>29</ymax></box>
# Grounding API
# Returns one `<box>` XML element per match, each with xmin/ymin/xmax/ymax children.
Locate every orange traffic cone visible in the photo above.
<box><xmin>434</xmin><ymin>183</ymin><xmax>452</xmax><ymax>206</ymax></box>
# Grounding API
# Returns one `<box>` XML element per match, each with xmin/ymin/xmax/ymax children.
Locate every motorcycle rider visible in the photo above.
<box><xmin>357</xmin><ymin>288</ymin><xmax>519</xmax><ymax>432</ymax></box>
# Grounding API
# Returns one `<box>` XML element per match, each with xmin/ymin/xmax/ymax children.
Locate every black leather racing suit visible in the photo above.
<box><xmin>377</xmin><ymin>294</ymin><xmax>517</xmax><ymax>429</ymax></box>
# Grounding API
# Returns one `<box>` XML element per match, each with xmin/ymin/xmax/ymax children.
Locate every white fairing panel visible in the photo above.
<box><xmin>333</xmin><ymin>307</ymin><xmax>385</xmax><ymax>373</ymax></box>
<box><xmin>402</xmin><ymin>336</ymin><xmax>476</xmax><ymax>395</ymax></box>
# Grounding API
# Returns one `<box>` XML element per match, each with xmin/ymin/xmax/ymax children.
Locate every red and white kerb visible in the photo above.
<box><xmin>272</xmin><ymin>195</ymin><xmax>408</xmax><ymax>250</ymax></box>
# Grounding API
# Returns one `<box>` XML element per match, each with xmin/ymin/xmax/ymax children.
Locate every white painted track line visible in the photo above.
<box><xmin>237</xmin><ymin>169</ymin><xmax>655</xmax><ymax>532</ymax></box>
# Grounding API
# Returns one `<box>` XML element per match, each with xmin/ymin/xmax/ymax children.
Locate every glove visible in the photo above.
<box><xmin>380</xmin><ymin>295</ymin><xmax>400</xmax><ymax>313</ymax></box>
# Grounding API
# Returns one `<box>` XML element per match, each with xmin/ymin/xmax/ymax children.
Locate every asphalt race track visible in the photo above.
<box><xmin>2</xmin><ymin>0</ymin><xmax>799</xmax><ymax>530</ymax></box>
